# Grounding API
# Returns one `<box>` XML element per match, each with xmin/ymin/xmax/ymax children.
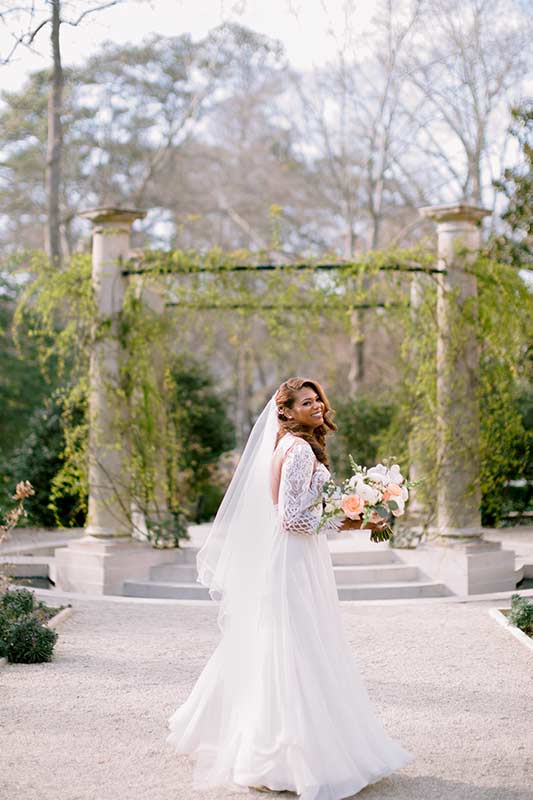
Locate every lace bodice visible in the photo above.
<box><xmin>276</xmin><ymin>435</ymin><xmax>339</xmax><ymax>536</ymax></box>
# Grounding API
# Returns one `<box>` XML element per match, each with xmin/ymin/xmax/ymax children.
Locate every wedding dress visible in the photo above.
<box><xmin>166</xmin><ymin>427</ymin><xmax>415</xmax><ymax>800</ymax></box>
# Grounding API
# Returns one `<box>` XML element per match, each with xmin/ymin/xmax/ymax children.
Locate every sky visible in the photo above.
<box><xmin>0</xmin><ymin>0</ymin><xmax>374</xmax><ymax>92</ymax></box>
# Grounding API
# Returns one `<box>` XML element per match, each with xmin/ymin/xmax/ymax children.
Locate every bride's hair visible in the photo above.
<box><xmin>275</xmin><ymin>377</ymin><xmax>337</xmax><ymax>467</ymax></box>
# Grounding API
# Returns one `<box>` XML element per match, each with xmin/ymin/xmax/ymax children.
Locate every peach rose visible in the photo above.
<box><xmin>383</xmin><ymin>483</ymin><xmax>401</xmax><ymax>502</ymax></box>
<box><xmin>341</xmin><ymin>494</ymin><xmax>364</xmax><ymax>519</ymax></box>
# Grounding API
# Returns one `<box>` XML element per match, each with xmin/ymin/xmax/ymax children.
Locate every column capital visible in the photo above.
<box><xmin>80</xmin><ymin>207</ymin><xmax>147</xmax><ymax>228</ymax></box>
<box><xmin>418</xmin><ymin>203</ymin><xmax>491</xmax><ymax>225</ymax></box>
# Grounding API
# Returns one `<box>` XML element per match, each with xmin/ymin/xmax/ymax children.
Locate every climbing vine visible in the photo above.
<box><xmin>9</xmin><ymin>241</ymin><xmax>533</xmax><ymax>540</ymax></box>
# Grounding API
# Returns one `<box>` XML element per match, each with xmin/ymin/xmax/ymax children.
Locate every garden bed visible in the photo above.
<box><xmin>0</xmin><ymin>588</ymin><xmax>72</xmax><ymax>666</ymax></box>
<box><xmin>488</xmin><ymin>604</ymin><xmax>533</xmax><ymax>653</ymax></box>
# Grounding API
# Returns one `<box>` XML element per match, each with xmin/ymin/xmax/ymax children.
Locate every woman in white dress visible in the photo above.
<box><xmin>166</xmin><ymin>377</ymin><xmax>415</xmax><ymax>799</ymax></box>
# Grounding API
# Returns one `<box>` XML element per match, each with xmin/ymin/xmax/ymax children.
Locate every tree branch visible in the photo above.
<box><xmin>62</xmin><ymin>0</ymin><xmax>124</xmax><ymax>27</ymax></box>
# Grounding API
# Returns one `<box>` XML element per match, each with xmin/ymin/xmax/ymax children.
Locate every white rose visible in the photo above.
<box><xmin>388</xmin><ymin>464</ymin><xmax>404</xmax><ymax>485</ymax></box>
<box><xmin>367</xmin><ymin>464</ymin><xmax>390</xmax><ymax>486</ymax></box>
<box><xmin>358</xmin><ymin>482</ymin><xmax>380</xmax><ymax>505</ymax></box>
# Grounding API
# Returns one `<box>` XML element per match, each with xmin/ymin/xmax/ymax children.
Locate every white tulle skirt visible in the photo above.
<box><xmin>166</xmin><ymin>527</ymin><xmax>415</xmax><ymax>799</ymax></box>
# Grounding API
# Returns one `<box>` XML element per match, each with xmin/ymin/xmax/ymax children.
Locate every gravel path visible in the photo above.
<box><xmin>1</xmin><ymin>592</ymin><xmax>532</xmax><ymax>800</ymax></box>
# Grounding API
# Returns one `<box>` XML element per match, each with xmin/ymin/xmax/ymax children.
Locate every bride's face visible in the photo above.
<box><xmin>284</xmin><ymin>386</ymin><xmax>324</xmax><ymax>430</ymax></box>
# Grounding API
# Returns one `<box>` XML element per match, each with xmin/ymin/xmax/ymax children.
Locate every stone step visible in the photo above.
<box><xmin>169</xmin><ymin>547</ymin><xmax>199</xmax><ymax>564</ymax></box>
<box><xmin>330</xmin><ymin>549</ymin><xmax>399</xmax><ymax>566</ymax></box>
<box><xmin>337</xmin><ymin>581</ymin><xmax>450</xmax><ymax>600</ymax></box>
<box><xmin>0</xmin><ymin>555</ymin><xmax>52</xmax><ymax>577</ymax></box>
<box><xmin>151</xmin><ymin>558</ymin><xmax>415</xmax><ymax>585</ymax></box>
<box><xmin>123</xmin><ymin>580</ymin><xmax>211</xmax><ymax>600</ymax></box>
<box><xmin>178</xmin><ymin>544</ymin><xmax>399</xmax><ymax>568</ymax></box>
<box><xmin>333</xmin><ymin>563</ymin><xmax>419</xmax><ymax>584</ymax></box>
<box><xmin>151</xmin><ymin>563</ymin><xmax>198</xmax><ymax>582</ymax></box>
<box><xmin>122</xmin><ymin>578</ymin><xmax>449</xmax><ymax>601</ymax></box>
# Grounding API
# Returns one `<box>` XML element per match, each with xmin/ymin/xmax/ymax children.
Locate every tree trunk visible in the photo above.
<box><xmin>346</xmin><ymin>229</ymin><xmax>365</xmax><ymax>394</ymax></box>
<box><xmin>45</xmin><ymin>0</ymin><xmax>63</xmax><ymax>266</ymax></box>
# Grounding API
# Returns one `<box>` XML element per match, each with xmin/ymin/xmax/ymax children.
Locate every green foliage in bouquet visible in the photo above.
<box><xmin>318</xmin><ymin>455</ymin><xmax>421</xmax><ymax>543</ymax></box>
<box><xmin>508</xmin><ymin>593</ymin><xmax>533</xmax><ymax>637</ymax></box>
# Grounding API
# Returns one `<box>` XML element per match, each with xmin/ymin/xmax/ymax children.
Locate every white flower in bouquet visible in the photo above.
<box><xmin>383</xmin><ymin>483</ymin><xmax>409</xmax><ymax>516</ymax></box>
<box><xmin>388</xmin><ymin>463</ymin><xmax>404</xmax><ymax>485</ymax></box>
<box><xmin>317</xmin><ymin>455</ymin><xmax>422</xmax><ymax>541</ymax></box>
<box><xmin>348</xmin><ymin>477</ymin><xmax>379</xmax><ymax>506</ymax></box>
<box><xmin>324</xmin><ymin>489</ymin><xmax>343</xmax><ymax>515</ymax></box>
<box><xmin>366</xmin><ymin>463</ymin><xmax>390</xmax><ymax>487</ymax></box>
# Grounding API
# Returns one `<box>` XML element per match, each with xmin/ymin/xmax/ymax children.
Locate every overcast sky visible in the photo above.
<box><xmin>0</xmin><ymin>0</ymin><xmax>375</xmax><ymax>92</ymax></box>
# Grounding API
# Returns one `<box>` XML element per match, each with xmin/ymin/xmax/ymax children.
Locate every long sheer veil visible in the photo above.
<box><xmin>196</xmin><ymin>392</ymin><xmax>278</xmax><ymax>634</ymax></box>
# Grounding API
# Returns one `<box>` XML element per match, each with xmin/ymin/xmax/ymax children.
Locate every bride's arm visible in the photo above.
<box><xmin>278</xmin><ymin>443</ymin><xmax>324</xmax><ymax>535</ymax></box>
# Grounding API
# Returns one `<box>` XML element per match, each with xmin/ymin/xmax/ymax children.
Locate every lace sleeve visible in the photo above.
<box><xmin>278</xmin><ymin>443</ymin><xmax>323</xmax><ymax>536</ymax></box>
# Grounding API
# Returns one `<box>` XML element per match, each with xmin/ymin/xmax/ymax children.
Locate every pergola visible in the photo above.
<box><xmin>54</xmin><ymin>203</ymin><xmax>516</xmax><ymax>597</ymax></box>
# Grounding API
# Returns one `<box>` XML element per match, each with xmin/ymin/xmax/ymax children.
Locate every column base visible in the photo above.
<box><xmin>396</xmin><ymin>530</ymin><xmax>517</xmax><ymax>595</ymax></box>
<box><xmin>54</xmin><ymin>535</ymin><xmax>177</xmax><ymax>595</ymax></box>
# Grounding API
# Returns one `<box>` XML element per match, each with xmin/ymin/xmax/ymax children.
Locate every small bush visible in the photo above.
<box><xmin>1</xmin><ymin>587</ymin><xmax>34</xmax><ymax>618</ymax></box>
<box><xmin>145</xmin><ymin>511</ymin><xmax>189</xmax><ymax>549</ymax></box>
<box><xmin>0</xmin><ymin>613</ymin><xmax>10</xmax><ymax>657</ymax></box>
<box><xmin>5</xmin><ymin>617</ymin><xmax>58</xmax><ymax>663</ymax></box>
<box><xmin>0</xmin><ymin>587</ymin><xmax>63</xmax><ymax>663</ymax></box>
<box><xmin>508</xmin><ymin>593</ymin><xmax>533</xmax><ymax>636</ymax></box>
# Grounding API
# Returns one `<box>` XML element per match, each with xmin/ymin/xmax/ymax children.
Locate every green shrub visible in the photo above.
<box><xmin>5</xmin><ymin>617</ymin><xmax>58</xmax><ymax>663</ymax></box>
<box><xmin>0</xmin><ymin>613</ymin><xmax>10</xmax><ymax>657</ymax></box>
<box><xmin>145</xmin><ymin>510</ymin><xmax>189</xmax><ymax>549</ymax></box>
<box><xmin>0</xmin><ymin>587</ymin><xmax>62</xmax><ymax>662</ymax></box>
<box><xmin>1</xmin><ymin>587</ymin><xmax>34</xmax><ymax>618</ymax></box>
<box><xmin>329</xmin><ymin>394</ymin><xmax>397</xmax><ymax>475</ymax></box>
<box><xmin>2</xmin><ymin>395</ymin><xmax>87</xmax><ymax>528</ymax></box>
<box><xmin>508</xmin><ymin>593</ymin><xmax>533</xmax><ymax>636</ymax></box>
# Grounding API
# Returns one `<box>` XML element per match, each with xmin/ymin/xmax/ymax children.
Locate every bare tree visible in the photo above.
<box><xmin>290</xmin><ymin>0</ymin><xmax>426</xmax><ymax>255</ymax></box>
<box><xmin>289</xmin><ymin>0</ymin><xmax>424</xmax><ymax>391</ymax></box>
<box><xmin>405</xmin><ymin>0</ymin><xmax>532</xmax><ymax>205</ymax></box>
<box><xmin>0</xmin><ymin>0</ymin><xmax>128</xmax><ymax>265</ymax></box>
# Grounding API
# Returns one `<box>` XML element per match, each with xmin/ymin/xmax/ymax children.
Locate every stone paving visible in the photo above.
<box><xmin>1</xmin><ymin>588</ymin><xmax>532</xmax><ymax>800</ymax></box>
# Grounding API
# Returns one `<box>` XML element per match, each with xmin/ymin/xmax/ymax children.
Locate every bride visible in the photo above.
<box><xmin>166</xmin><ymin>377</ymin><xmax>415</xmax><ymax>799</ymax></box>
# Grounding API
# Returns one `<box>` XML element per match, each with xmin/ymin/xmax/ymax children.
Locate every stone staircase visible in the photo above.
<box><xmin>122</xmin><ymin>541</ymin><xmax>452</xmax><ymax>601</ymax></box>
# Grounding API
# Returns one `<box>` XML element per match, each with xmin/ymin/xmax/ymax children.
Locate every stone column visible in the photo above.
<box><xmin>55</xmin><ymin>208</ymin><xmax>176</xmax><ymax>594</ymax></box>
<box><xmin>397</xmin><ymin>204</ymin><xmax>516</xmax><ymax>594</ymax></box>
<box><xmin>83</xmin><ymin>208</ymin><xmax>145</xmax><ymax>538</ymax></box>
<box><xmin>420</xmin><ymin>203</ymin><xmax>489</xmax><ymax>539</ymax></box>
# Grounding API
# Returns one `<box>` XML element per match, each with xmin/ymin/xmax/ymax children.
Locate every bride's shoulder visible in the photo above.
<box><xmin>278</xmin><ymin>431</ymin><xmax>306</xmax><ymax>445</ymax></box>
<box><xmin>278</xmin><ymin>433</ymin><xmax>313</xmax><ymax>457</ymax></box>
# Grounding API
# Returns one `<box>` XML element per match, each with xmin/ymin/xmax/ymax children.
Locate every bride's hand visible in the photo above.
<box><xmin>340</xmin><ymin>517</ymin><xmax>363</xmax><ymax>531</ymax></box>
<box><xmin>341</xmin><ymin>515</ymin><xmax>388</xmax><ymax>532</ymax></box>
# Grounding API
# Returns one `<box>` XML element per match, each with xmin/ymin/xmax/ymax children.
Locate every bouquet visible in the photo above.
<box><xmin>318</xmin><ymin>456</ymin><xmax>418</xmax><ymax>542</ymax></box>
